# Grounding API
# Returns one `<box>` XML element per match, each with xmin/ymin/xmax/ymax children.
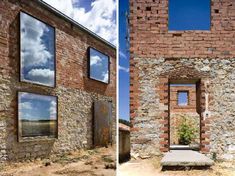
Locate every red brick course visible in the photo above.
<box><xmin>129</xmin><ymin>0</ymin><xmax>235</xmax><ymax>59</ymax></box>
<box><xmin>170</xmin><ymin>86</ymin><xmax>197</xmax><ymax>113</ymax></box>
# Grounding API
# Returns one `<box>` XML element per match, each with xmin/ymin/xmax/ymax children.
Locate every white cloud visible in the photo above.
<box><xmin>49</xmin><ymin>100</ymin><xmax>57</xmax><ymax>119</ymax></box>
<box><xmin>178</xmin><ymin>103</ymin><xmax>188</xmax><ymax>106</ymax></box>
<box><xmin>119</xmin><ymin>51</ymin><xmax>127</xmax><ymax>60</ymax></box>
<box><xmin>19</xmin><ymin>102</ymin><xmax>32</xmax><ymax>110</ymax></box>
<box><xmin>19</xmin><ymin>112</ymin><xmax>32</xmax><ymax>119</ymax></box>
<box><xmin>119</xmin><ymin>65</ymin><xmax>129</xmax><ymax>73</ymax></box>
<box><xmin>90</xmin><ymin>55</ymin><xmax>102</xmax><ymax>66</ymax></box>
<box><xmin>102</xmin><ymin>70</ymin><xmax>109</xmax><ymax>83</ymax></box>
<box><xmin>21</xmin><ymin>12</ymin><xmax>52</xmax><ymax>67</ymax></box>
<box><xmin>43</xmin><ymin>0</ymin><xmax>116</xmax><ymax>45</ymax></box>
<box><xmin>27</xmin><ymin>68</ymin><xmax>55</xmax><ymax>86</ymax></box>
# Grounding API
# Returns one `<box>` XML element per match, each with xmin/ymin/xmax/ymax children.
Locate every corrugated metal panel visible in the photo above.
<box><xmin>93</xmin><ymin>101</ymin><xmax>112</xmax><ymax>147</ymax></box>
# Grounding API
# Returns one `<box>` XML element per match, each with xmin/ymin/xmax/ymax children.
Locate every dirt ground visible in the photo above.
<box><xmin>0</xmin><ymin>146</ymin><xmax>116</xmax><ymax>176</ymax></box>
<box><xmin>119</xmin><ymin>157</ymin><xmax>235</xmax><ymax>176</ymax></box>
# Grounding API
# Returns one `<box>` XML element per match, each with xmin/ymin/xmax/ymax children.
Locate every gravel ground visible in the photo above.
<box><xmin>0</xmin><ymin>146</ymin><xmax>116</xmax><ymax>176</ymax></box>
<box><xmin>119</xmin><ymin>157</ymin><xmax>235</xmax><ymax>176</ymax></box>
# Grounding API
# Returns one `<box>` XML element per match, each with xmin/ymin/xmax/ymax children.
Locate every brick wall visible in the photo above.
<box><xmin>0</xmin><ymin>0</ymin><xmax>116</xmax><ymax>161</ymax></box>
<box><xmin>129</xmin><ymin>0</ymin><xmax>235</xmax><ymax>58</ymax></box>
<box><xmin>170</xmin><ymin>85</ymin><xmax>196</xmax><ymax>113</ymax></box>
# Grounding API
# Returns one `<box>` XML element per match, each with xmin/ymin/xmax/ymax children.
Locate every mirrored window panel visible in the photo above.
<box><xmin>20</xmin><ymin>12</ymin><xmax>55</xmax><ymax>87</ymax></box>
<box><xmin>89</xmin><ymin>47</ymin><xmax>109</xmax><ymax>84</ymax></box>
<box><xmin>18</xmin><ymin>92</ymin><xmax>58</xmax><ymax>139</ymax></box>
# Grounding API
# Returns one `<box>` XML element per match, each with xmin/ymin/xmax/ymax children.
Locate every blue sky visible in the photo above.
<box><xmin>178</xmin><ymin>92</ymin><xmax>188</xmax><ymax>106</ymax></box>
<box><xmin>169</xmin><ymin>0</ymin><xmax>210</xmax><ymax>30</ymax></box>
<box><xmin>119</xmin><ymin>0</ymin><xmax>130</xmax><ymax>121</ymax></box>
<box><xmin>43</xmin><ymin>0</ymin><xmax>116</xmax><ymax>45</ymax></box>
<box><xmin>19</xmin><ymin>92</ymin><xmax>57</xmax><ymax>121</ymax></box>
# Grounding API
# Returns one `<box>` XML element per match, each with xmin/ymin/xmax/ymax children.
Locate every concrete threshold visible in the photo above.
<box><xmin>170</xmin><ymin>144</ymin><xmax>199</xmax><ymax>150</ymax></box>
<box><xmin>161</xmin><ymin>150</ymin><xmax>214</xmax><ymax>167</ymax></box>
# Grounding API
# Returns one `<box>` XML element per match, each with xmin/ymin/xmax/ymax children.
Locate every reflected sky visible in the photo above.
<box><xmin>19</xmin><ymin>92</ymin><xmax>57</xmax><ymax>121</ymax></box>
<box><xmin>89</xmin><ymin>48</ymin><xmax>109</xmax><ymax>83</ymax></box>
<box><xmin>20</xmin><ymin>12</ymin><xmax>55</xmax><ymax>87</ymax></box>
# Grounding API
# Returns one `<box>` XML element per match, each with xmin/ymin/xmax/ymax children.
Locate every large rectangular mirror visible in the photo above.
<box><xmin>88</xmin><ymin>47</ymin><xmax>110</xmax><ymax>84</ymax></box>
<box><xmin>18</xmin><ymin>92</ymin><xmax>58</xmax><ymax>141</ymax></box>
<box><xmin>20</xmin><ymin>12</ymin><xmax>56</xmax><ymax>87</ymax></box>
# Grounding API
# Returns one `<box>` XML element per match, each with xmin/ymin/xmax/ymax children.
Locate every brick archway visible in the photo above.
<box><xmin>158</xmin><ymin>67</ymin><xmax>211</xmax><ymax>154</ymax></box>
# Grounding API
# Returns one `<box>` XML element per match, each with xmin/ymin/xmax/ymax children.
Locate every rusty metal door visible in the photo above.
<box><xmin>93</xmin><ymin>101</ymin><xmax>112</xmax><ymax>147</ymax></box>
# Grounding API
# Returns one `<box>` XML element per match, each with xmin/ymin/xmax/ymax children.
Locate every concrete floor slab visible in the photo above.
<box><xmin>161</xmin><ymin>150</ymin><xmax>214</xmax><ymax>166</ymax></box>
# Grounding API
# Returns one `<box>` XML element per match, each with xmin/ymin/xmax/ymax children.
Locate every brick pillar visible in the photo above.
<box><xmin>200</xmin><ymin>79</ymin><xmax>211</xmax><ymax>154</ymax></box>
<box><xmin>158</xmin><ymin>77</ymin><xmax>169</xmax><ymax>152</ymax></box>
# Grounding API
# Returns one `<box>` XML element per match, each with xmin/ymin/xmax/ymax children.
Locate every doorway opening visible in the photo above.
<box><xmin>169</xmin><ymin>80</ymin><xmax>201</xmax><ymax>150</ymax></box>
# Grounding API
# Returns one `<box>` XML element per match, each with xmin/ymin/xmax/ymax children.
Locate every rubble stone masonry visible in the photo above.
<box><xmin>0</xmin><ymin>0</ymin><xmax>116</xmax><ymax>161</ymax></box>
<box><xmin>130</xmin><ymin>0</ymin><xmax>235</xmax><ymax>160</ymax></box>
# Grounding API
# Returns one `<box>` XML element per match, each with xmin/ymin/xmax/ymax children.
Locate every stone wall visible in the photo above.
<box><xmin>130</xmin><ymin>58</ymin><xmax>235</xmax><ymax>160</ymax></box>
<box><xmin>0</xmin><ymin>0</ymin><xmax>116</xmax><ymax>162</ymax></box>
<box><xmin>130</xmin><ymin>0</ymin><xmax>235</xmax><ymax>161</ymax></box>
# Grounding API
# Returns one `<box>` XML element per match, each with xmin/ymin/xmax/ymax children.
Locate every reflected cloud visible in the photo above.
<box><xmin>20</xmin><ymin>12</ymin><xmax>55</xmax><ymax>87</ymax></box>
<box><xmin>102</xmin><ymin>70</ymin><xmax>109</xmax><ymax>83</ymax></box>
<box><xmin>19</xmin><ymin>102</ymin><xmax>32</xmax><ymax>110</ymax></box>
<box><xmin>89</xmin><ymin>48</ymin><xmax>109</xmax><ymax>83</ymax></box>
<box><xmin>27</xmin><ymin>68</ymin><xmax>55</xmax><ymax>87</ymax></box>
<box><xmin>90</xmin><ymin>55</ymin><xmax>102</xmax><ymax>66</ymax></box>
<box><xmin>21</xmin><ymin>12</ymin><xmax>52</xmax><ymax>67</ymax></box>
<box><xmin>18</xmin><ymin>92</ymin><xmax>58</xmax><ymax>138</ymax></box>
<box><xmin>49</xmin><ymin>100</ymin><xmax>57</xmax><ymax>119</ymax></box>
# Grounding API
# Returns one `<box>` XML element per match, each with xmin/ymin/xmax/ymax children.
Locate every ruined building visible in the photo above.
<box><xmin>130</xmin><ymin>0</ymin><xmax>235</xmax><ymax>160</ymax></box>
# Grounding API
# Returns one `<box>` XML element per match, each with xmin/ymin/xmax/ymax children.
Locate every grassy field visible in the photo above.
<box><xmin>21</xmin><ymin>120</ymin><xmax>57</xmax><ymax>137</ymax></box>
